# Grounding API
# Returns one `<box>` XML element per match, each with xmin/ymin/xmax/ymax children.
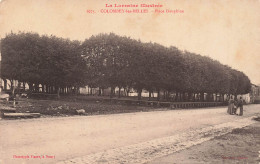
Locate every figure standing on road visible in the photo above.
<box><xmin>237</xmin><ymin>97</ymin><xmax>244</xmax><ymax>116</ymax></box>
<box><xmin>227</xmin><ymin>96</ymin><xmax>234</xmax><ymax>115</ymax></box>
<box><xmin>233</xmin><ymin>98</ymin><xmax>238</xmax><ymax>114</ymax></box>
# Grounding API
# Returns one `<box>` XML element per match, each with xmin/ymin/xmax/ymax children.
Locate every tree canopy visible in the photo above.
<box><xmin>0</xmin><ymin>32</ymin><xmax>251</xmax><ymax>100</ymax></box>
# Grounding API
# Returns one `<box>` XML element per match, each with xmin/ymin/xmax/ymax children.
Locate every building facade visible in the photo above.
<box><xmin>250</xmin><ymin>84</ymin><xmax>260</xmax><ymax>103</ymax></box>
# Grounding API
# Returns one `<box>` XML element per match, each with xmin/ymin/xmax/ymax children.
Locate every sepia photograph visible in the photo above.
<box><xmin>0</xmin><ymin>0</ymin><xmax>260</xmax><ymax>163</ymax></box>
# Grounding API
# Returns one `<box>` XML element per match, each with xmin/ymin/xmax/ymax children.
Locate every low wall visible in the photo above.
<box><xmin>75</xmin><ymin>96</ymin><xmax>226</xmax><ymax>109</ymax></box>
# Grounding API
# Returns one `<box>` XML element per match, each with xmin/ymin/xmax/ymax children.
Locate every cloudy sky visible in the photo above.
<box><xmin>0</xmin><ymin>0</ymin><xmax>259</xmax><ymax>84</ymax></box>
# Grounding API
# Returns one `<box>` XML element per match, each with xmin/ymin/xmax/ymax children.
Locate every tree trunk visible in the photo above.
<box><xmin>181</xmin><ymin>92</ymin><xmax>185</xmax><ymax>102</ymax></box>
<box><xmin>200</xmin><ymin>92</ymin><xmax>204</xmax><ymax>101</ymax></box>
<box><xmin>110</xmin><ymin>87</ymin><xmax>115</xmax><ymax>98</ymax></box>
<box><xmin>208</xmin><ymin>93</ymin><xmax>211</xmax><ymax>101</ymax></box>
<box><xmin>42</xmin><ymin>85</ymin><xmax>45</xmax><ymax>93</ymax></box>
<box><xmin>166</xmin><ymin>91</ymin><xmax>170</xmax><ymax>101</ymax></box>
<box><xmin>35</xmin><ymin>84</ymin><xmax>39</xmax><ymax>92</ymax></box>
<box><xmin>98</xmin><ymin>88</ymin><xmax>102</xmax><ymax>96</ymax></box>
<box><xmin>205</xmin><ymin>93</ymin><xmax>209</xmax><ymax>102</ymax></box>
<box><xmin>149</xmin><ymin>91</ymin><xmax>152</xmax><ymax>101</ymax></box>
<box><xmin>22</xmin><ymin>82</ymin><xmax>26</xmax><ymax>91</ymax></box>
<box><xmin>118</xmin><ymin>87</ymin><xmax>121</xmax><ymax>98</ymax></box>
<box><xmin>49</xmin><ymin>86</ymin><xmax>52</xmax><ymax>93</ymax></box>
<box><xmin>3</xmin><ymin>79</ymin><xmax>7</xmax><ymax>90</ymax></box>
<box><xmin>157</xmin><ymin>89</ymin><xmax>160</xmax><ymax>101</ymax></box>
<box><xmin>28</xmin><ymin>82</ymin><xmax>33</xmax><ymax>93</ymax></box>
<box><xmin>163</xmin><ymin>91</ymin><xmax>166</xmax><ymax>100</ymax></box>
<box><xmin>90</xmin><ymin>88</ymin><xmax>93</xmax><ymax>96</ymax></box>
<box><xmin>101</xmin><ymin>88</ymin><xmax>103</xmax><ymax>96</ymax></box>
<box><xmin>17</xmin><ymin>81</ymin><xmax>21</xmax><ymax>95</ymax></box>
<box><xmin>46</xmin><ymin>85</ymin><xmax>49</xmax><ymax>93</ymax></box>
<box><xmin>10</xmin><ymin>79</ymin><xmax>13</xmax><ymax>91</ymax></box>
<box><xmin>123</xmin><ymin>88</ymin><xmax>127</xmax><ymax>97</ymax></box>
<box><xmin>137</xmin><ymin>89</ymin><xmax>142</xmax><ymax>100</ymax></box>
<box><xmin>188</xmin><ymin>92</ymin><xmax>192</xmax><ymax>101</ymax></box>
<box><xmin>175</xmin><ymin>92</ymin><xmax>179</xmax><ymax>101</ymax></box>
<box><xmin>57</xmin><ymin>87</ymin><xmax>60</xmax><ymax>99</ymax></box>
<box><xmin>10</xmin><ymin>80</ymin><xmax>15</xmax><ymax>96</ymax></box>
<box><xmin>76</xmin><ymin>86</ymin><xmax>80</xmax><ymax>95</ymax></box>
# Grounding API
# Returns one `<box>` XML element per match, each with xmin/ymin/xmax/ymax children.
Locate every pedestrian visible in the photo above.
<box><xmin>233</xmin><ymin>98</ymin><xmax>238</xmax><ymax>115</ymax></box>
<box><xmin>237</xmin><ymin>97</ymin><xmax>244</xmax><ymax>116</ymax></box>
<box><xmin>227</xmin><ymin>96</ymin><xmax>234</xmax><ymax>115</ymax></box>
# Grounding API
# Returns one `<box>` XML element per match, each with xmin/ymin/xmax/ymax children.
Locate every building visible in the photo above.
<box><xmin>250</xmin><ymin>84</ymin><xmax>260</xmax><ymax>103</ymax></box>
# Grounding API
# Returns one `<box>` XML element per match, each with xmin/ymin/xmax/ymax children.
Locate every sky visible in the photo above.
<box><xmin>0</xmin><ymin>0</ymin><xmax>259</xmax><ymax>84</ymax></box>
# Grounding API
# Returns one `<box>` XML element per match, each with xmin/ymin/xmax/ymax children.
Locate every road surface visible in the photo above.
<box><xmin>0</xmin><ymin>104</ymin><xmax>259</xmax><ymax>164</ymax></box>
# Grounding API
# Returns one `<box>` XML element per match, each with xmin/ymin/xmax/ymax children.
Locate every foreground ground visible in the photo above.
<box><xmin>0</xmin><ymin>104</ymin><xmax>259</xmax><ymax>164</ymax></box>
<box><xmin>149</xmin><ymin>122</ymin><xmax>260</xmax><ymax>164</ymax></box>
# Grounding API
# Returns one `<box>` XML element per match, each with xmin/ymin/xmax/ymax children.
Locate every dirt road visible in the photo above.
<box><xmin>0</xmin><ymin>104</ymin><xmax>259</xmax><ymax>164</ymax></box>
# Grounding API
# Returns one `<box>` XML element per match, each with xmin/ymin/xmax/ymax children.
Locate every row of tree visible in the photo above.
<box><xmin>1</xmin><ymin>32</ymin><xmax>85</xmax><ymax>97</ymax></box>
<box><xmin>0</xmin><ymin>32</ymin><xmax>251</xmax><ymax>101</ymax></box>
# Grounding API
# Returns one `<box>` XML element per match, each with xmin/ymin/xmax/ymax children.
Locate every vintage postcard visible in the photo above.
<box><xmin>0</xmin><ymin>0</ymin><xmax>260</xmax><ymax>163</ymax></box>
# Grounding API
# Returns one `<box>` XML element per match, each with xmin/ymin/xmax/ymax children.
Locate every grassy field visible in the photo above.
<box><xmin>1</xmin><ymin>94</ymin><xmax>226</xmax><ymax>118</ymax></box>
<box><xmin>13</xmin><ymin>96</ymin><xmax>164</xmax><ymax>117</ymax></box>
